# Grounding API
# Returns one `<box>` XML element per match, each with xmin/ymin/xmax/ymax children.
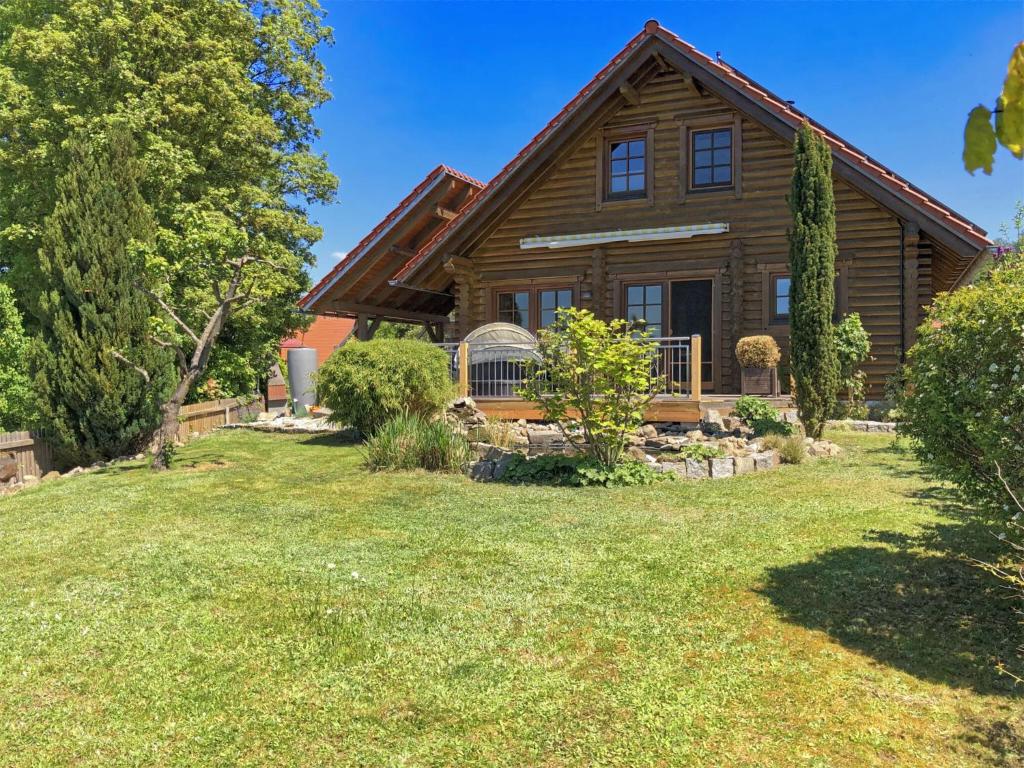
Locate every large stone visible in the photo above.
<box><xmin>0</xmin><ymin>452</ymin><xmax>17</xmax><ymax>483</ymax></box>
<box><xmin>492</xmin><ymin>452</ymin><xmax>518</xmax><ymax>481</ymax></box>
<box><xmin>685</xmin><ymin>429</ymin><xmax>705</xmax><ymax>441</ymax></box>
<box><xmin>685</xmin><ymin>458</ymin><xmax>709</xmax><ymax>479</ymax></box>
<box><xmin>527</xmin><ymin>428</ymin><xmax>561</xmax><ymax>446</ymax></box>
<box><xmin>733</xmin><ymin>456</ymin><xmax>756</xmax><ymax>475</ymax></box>
<box><xmin>639</xmin><ymin>424</ymin><xmax>658</xmax><ymax>439</ymax></box>
<box><xmin>626</xmin><ymin>445</ymin><xmax>649</xmax><ymax>462</ymax></box>
<box><xmin>809</xmin><ymin>440</ymin><xmax>843</xmax><ymax>459</ymax></box>
<box><xmin>468</xmin><ymin>461</ymin><xmax>494</xmax><ymax>481</ymax></box>
<box><xmin>41</xmin><ymin>471</ymin><xmax>61</xmax><ymax>482</ymax></box>
<box><xmin>709</xmin><ymin>457</ymin><xmax>734</xmax><ymax>479</ymax></box>
<box><xmin>701</xmin><ymin>409</ymin><xmax>725</xmax><ymax>433</ymax></box>
<box><xmin>752</xmin><ymin>451</ymin><xmax>779</xmax><ymax>471</ymax></box>
<box><xmin>21</xmin><ymin>474</ymin><xmax>39</xmax><ymax>487</ymax></box>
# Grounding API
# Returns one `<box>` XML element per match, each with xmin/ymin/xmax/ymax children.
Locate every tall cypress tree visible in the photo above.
<box><xmin>31</xmin><ymin>128</ymin><xmax>172</xmax><ymax>466</ymax></box>
<box><xmin>788</xmin><ymin>122</ymin><xmax>840</xmax><ymax>439</ymax></box>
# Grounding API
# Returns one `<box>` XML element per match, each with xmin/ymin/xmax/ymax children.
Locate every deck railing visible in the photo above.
<box><xmin>438</xmin><ymin>335</ymin><xmax>702</xmax><ymax>401</ymax></box>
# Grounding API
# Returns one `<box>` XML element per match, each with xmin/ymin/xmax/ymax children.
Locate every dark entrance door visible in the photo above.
<box><xmin>670</xmin><ymin>279</ymin><xmax>713</xmax><ymax>390</ymax></box>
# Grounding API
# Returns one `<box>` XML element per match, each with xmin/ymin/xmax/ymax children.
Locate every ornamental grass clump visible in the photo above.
<box><xmin>735</xmin><ymin>335</ymin><xmax>781</xmax><ymax>369</ymax></box>
<box><xmin>364</xmin><ymin>413</ymin><xmax>471</xmax><ymax>473</ymax></box>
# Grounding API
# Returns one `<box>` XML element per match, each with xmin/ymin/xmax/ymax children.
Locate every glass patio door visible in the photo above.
<box><xmin>670</xmin><ymin>279</ymin><xmax>714</xmax><ymax>391</ymax></box>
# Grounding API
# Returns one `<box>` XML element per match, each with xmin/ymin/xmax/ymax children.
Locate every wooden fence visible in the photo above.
<box><xmin>0</xmin><ymin>431</ymin><xmax>55</xmax><ymax>481</ymax></box>
<box><xmin>0</xmin><ymin>396</ymin><xmax>265</xmax><ymax>483</ymax></box>
<box><xmin>177</xmin><ymin>395</ymin><xmax>265</xmax><ymax>442</ymax></box>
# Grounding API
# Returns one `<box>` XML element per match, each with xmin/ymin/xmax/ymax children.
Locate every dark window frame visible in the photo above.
<box><xmin>690</xmin><ymin>127</ymin><xmax>734</xmax><ymax>190</ymax></box>
<box><xmin>624</xmin><ymin>282</ymin><xmax>665</xmax><ymax>337</ymax></box>
<box><xmin>678</xmin><ymin>114</ymin><xmax>743</xmax><ymax>201</ymax></box>
<box><xmin>493</xmin><ymin>285</ymin><xmax>576</xmax><ymax>332</ymax></box>
<box><xmin>596</xmin><ymin>123</ymin><xmax>655</xmax><ymax>209</ymax></box>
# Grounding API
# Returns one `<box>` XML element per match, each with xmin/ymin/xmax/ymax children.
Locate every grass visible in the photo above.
<box><xmin>0</xmin><ymin>430</ymin><xmax>1020</xmax><ymax>766</ymax></box>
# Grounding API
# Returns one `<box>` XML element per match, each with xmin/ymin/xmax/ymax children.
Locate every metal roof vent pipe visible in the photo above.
<box><xmin>286</xmin><ymin>347</ymin><xmax>318</xmax><ymax>417</ymax></box>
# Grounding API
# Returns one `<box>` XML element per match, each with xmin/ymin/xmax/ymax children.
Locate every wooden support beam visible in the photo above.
<box><xmin>389</xmin><ymin>245</ymin><xmax>417</xmax><ymax>260</ymax></box>
<box><xmin>619</xmin><ymin>82</ymin><xmax>641</xmax><ymax>106</ymax></box>
<box><xmin>443</xmin><ymin>255</ymin><xmax>474</xmax><ymax>274</ymax></box>
<box><xmin>434</xmin><ymin>206</ymin><xmax>458</xmax><ymax>221</ymax></box>
<box><xmin>356</xmin><ymin>313</ymin><xmax>369</xmax><ymax>341</ymax></box>
<box><xmin>690</xmin><ymin>334</ymin><xmax>703</xmax><ymax>402</ymax></box>
<box><xmin>330</xmin><ymin>300</ymin><xmax>450</xmax><ymax>325</ymax></box>
<box><xmin>366</xmin><ymin>316</ymin><xmax>383</xmax><ymax>340</ymax></box>
<box><xmin>457</xmin><ymin>341</ymin><xmax>470</xmax><ymax>398</ymax></box>
<box><xmin>652</xmin><ymin>50</ymin><xmax>671</xmax><ymax>73</ymax></box>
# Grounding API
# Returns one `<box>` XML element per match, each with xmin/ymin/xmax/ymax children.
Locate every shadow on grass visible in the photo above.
<box><xmin>762</xmin><ymin>454</ymin><xmax>1019</xmax><ymax>696</ymax></box>
<box><xmin>296</xmin><ymin>431</ymin><xmax>362</xmax><ymax>448</ymax></box>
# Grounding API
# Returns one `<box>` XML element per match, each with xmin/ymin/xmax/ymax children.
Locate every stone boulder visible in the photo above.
<box><xmin>700</xmin><ymin>409</ymin><xmax>725</xmax><ymax>434</ymax></box>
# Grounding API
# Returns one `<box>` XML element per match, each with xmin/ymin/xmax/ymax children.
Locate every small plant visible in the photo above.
<box><xmin>733</xmin><ymin>395</ymin><xmax>795</xmax><ymax>436</ymax></box>
<box><xmin>316</xmin><ymin>338</ymin><xmax>454</xmax><ymax>436</ymax></box>
<box><xmin>478</xmin><ymin>419</ymin><xmax>518</xmax><ymax>449</ymax></box>
<box><xmin>760</xmin><ymin>433</ymin><xmax>806</xmax><ymax>464</ymax></box>
<box><xmin>519</xmin><ymin>308</ymin><xmax>660</xmax><ymax>469</ymax></box>
<box><xmin>677</xmin><ymin>443</ymin><xmax>724</xmax><ymax>460</ymax></box>
<box><xmin>500</xmin><ymin>454</ymin><xmax>668</xmax><ymax>487</ymax></box>
<box><xmin>735</xmin><ymin>335</ymin><xmax>781</xmax><ymax>369</ymax></box>
<box><xmin>364</xmin><ymin>413</ymin><xmax>471</xmax><ymax>473</ymax></box>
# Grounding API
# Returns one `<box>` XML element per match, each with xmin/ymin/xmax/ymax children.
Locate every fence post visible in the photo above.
<box><xmin>458</xmin><ymin>341</ymin><xmax>470</xmax><ymax>398</ymax></box>
<box><xmin>690</xmin><ymin>334</ymin><xmax>702</xmax><ymax>402</ymax></box>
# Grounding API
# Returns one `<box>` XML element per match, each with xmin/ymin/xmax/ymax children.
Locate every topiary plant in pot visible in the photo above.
<box><xmin>735</xmin><ymin>335</ymin><xmax>781</xmax><ymax>395</ymax></box>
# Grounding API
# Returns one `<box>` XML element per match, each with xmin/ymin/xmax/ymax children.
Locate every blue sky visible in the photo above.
<box><xmin>306</xmin><ymin>0</ymin><xmax>1024</xmax><ymax>283</ymax></box>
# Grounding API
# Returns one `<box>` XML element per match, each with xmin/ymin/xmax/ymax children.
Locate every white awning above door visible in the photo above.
<box><xmin>519</xmin><ymin>222</ymin><xmax>729</xmax><ymax>250</ymax></box>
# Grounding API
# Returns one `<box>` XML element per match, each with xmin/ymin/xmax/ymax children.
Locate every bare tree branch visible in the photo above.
<box><xmin>110</xmin><ymin>350</ymin><xmax>151</xmax><ymax>384</ymax></box>
<box><xmin>135</xmin><ymin>282</ymin><xmax>200</xmax><ymax>344</ymax></box>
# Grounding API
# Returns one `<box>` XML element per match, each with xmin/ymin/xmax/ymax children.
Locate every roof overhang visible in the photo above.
<box><xmin>520</xmin><ymin>222</ymin><xmax>729</xmax><ymax>250</ymax></box>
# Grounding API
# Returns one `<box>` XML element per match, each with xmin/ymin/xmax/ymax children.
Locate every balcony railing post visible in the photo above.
<box><xmin>458</xmin><ymin>341</ymin><xmax>470</xmax><ymax>398</ymax></box>
<box><xmin>690</xmin><ymin>334</ymin><xmax>702</xmax><ymax>402</ymax></box>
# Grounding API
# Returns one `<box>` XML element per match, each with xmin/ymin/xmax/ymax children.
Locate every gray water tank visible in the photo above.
<box><xmin>286</xmin><ymin>347</ymin><xmax>318</xmax><ymax>416</ymax></box>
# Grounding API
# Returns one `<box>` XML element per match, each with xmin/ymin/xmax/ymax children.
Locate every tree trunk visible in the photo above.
<box><xmin>150</xmin><ymin>375</ymin><xmax>195</xmax><ymax>470</ymax></box>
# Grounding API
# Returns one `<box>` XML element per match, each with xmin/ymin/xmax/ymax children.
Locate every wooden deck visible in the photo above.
<box><xmin>474</xmin><ymin>394</ymin><xmax>793</xmax><ymax>423</ymax></box>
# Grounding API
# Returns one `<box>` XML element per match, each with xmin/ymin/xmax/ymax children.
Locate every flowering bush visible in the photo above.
<box><xmin>735</xmin><ymin>335</ymin><xmax>781</xmax><ymax>368</ymax></box>
<box><xmin>899</xmin><ymin>254</ymin><xmax>1024</xmax><ymax>512</ymax></box>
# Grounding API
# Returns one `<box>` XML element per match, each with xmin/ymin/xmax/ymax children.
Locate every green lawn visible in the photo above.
<box><xmin>0</xmin><ymin>430</ymin><xmax>1020</xmax><ymax>766</ymax></box>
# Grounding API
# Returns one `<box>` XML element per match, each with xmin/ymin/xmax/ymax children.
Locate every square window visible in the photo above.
<box><xmin>498</xmin><ymin>291</ymin><xmax>530</xmax><ymax>329</ymax></box>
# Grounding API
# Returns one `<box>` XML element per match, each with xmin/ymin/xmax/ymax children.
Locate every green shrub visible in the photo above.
<box><xmin>733</xmin><ymin>395</ymin><xmax>795</xmax><ymax>436</ymax></box>
<box><xmin>519</xmin><ymin>307</ymin><xmax>659</xmax><ymax>468</ymax></box>
<box><xmin>735</xmin><ymin>335</ymin><xmax>781</xmax><ymax>368</ymax></box>
<box><xmin>364</xmin><ymin>413</ymin><xmax>471</xmax><ymax>473</ymax></box>
<box><xmin>899</xmin><ymin>253</ymin><xmax>1024</xmax><ymax>513</ymax></box>
<box><xmin>316</xmin><ymin>339</ymin><xmax>453</xmax><ymax>436</ymax></box>
<box><xmin>677</xmin><ymin>443</ymin><xmax>724</xmax><ymax>460</ymax></box>
<box><xmin>760</xmin><ymin>433</ymin><xmax>806</xmax><ymax>464</ymax></box>
<box><xmin>834</xmin><ymin>313</ymin><xmax>872</xmax><ymax>418</ymax></box>
<box><xmin>500</xmin><ymin>454</ymin><xmax>667</xmax><ymax>487</ymax></box>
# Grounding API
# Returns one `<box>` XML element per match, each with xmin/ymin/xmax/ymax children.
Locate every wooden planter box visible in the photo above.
<box><xmin>741</xmin><ymin>367</ymin><xmax>778</xmax><ymax>396</ymax></box>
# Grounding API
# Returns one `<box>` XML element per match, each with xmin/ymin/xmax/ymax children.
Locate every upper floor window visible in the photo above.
<box><xmin>607</xmin><ymin>137</ymin><xmax>646</xmax><ymax>199</ymax></box>
<box><xmin>771</xmin><ymin>275</ymin><xmax>791</xmax><ymax>322</ymax></box>
<box><xmin>691</xmin><ymin>127</ymin><xmax>733</xmax><ymax>189</ymax></box>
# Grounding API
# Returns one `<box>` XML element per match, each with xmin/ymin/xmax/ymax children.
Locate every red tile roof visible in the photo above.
<box><xmin>301</xmin><ymin>165</ymin><xmax>484</xmax><ymax>309</ymax></box>
<box><xmin>394</xmin><ymin>20</ymin><xmax>989</xmax><ymax>283</ymax></box>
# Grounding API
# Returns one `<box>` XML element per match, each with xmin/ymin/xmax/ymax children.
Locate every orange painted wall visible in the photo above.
<box><xmin>281</xmin><ymin>315</ymin><xmax>355</xmax><ymax>367</ymax></box>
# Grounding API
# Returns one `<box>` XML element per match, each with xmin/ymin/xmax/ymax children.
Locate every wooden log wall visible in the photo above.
<box><xmin>453</xmin><ymin>67</ymin><xmax>948</xmax><ymax>397</ymax></box>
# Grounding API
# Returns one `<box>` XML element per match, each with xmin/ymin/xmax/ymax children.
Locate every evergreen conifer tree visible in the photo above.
<box><xmin>788</xmin><ymin>122</ymin><xmax>840</xmax><ymax>438</ymax></box>
<box><xmin>31</xmin><ymin>129</ymin><xmax>172</xmax><ymax>465</ymax></box>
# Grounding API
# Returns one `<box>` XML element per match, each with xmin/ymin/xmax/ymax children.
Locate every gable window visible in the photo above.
<box><xmin>691</xmin><ymin>127</ymin><xmax>733</xmax><ymax>189</ymax></box>
<box><xmin>607</xmin><ymin>137</ymin><xmax>646</xmax><ymax>199</ymax></box>
<box><xmin>539</xmin><ymin>288</ymin><xmax>573</xmax><ymax>328</ymax></box>
<box><xmin>625</xmin><ymin>283</ymin><xmax>663</xmax><ymax>337</ymax></box>
<box><xmin>497</xmin><ymin>291</ymin><xmax>530</xmax><ymax>329</ymax></box>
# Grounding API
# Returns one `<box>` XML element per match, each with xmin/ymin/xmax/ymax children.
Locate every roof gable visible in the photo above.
<box><xmin>395</xmin><ymin>20</ymin><xmax>988</xmax><ymax>284</ymax></box>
